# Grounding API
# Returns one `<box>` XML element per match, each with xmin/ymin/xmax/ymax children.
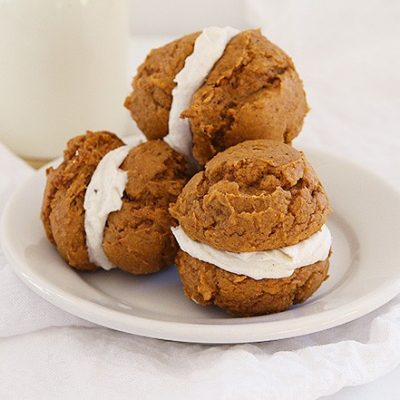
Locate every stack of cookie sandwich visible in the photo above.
<box><xmin>42</xmin><ymin>27</ymin><xmax>331</xmax><ymax>317</ymax></box>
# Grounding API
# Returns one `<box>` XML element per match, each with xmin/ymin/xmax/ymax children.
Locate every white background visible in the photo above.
<box><xmin>0</xmin><ymin>1</ymin><xmax>399</xmax><ymax>399</ymax></box>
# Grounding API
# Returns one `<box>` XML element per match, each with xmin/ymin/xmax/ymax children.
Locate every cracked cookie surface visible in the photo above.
<box><xmin>170</xmin><ymin>140</ymin><xmax>330</xmax><ymax>252</ymax></box>
<box><xmin>184</xmin><ymin>29</ymin><xmax>308</xmax><ymax>165</ymax></box>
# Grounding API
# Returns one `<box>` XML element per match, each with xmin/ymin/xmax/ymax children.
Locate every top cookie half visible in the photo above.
<box><xmin>170</xmin><ymin>140</ymin><xmax>330</xmax><ymax>252</ymax></box>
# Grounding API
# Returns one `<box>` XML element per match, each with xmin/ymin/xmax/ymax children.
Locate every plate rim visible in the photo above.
<box><xmin>2</xmin><ymin>148</ymin><xmax>400</xmax><ymax>344</ymax></box>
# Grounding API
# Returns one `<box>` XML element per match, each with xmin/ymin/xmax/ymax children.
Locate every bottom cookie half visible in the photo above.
<box><xmin>175</xmin><ymin>250</ymin><xmax>330</xmax><ymax>317</ymax></box>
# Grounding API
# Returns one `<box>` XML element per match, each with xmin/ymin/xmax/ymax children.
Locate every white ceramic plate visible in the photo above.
<box><xmin>2</xmin><ymin>149</ymin><xmax>400</xmax><ymax>343</ymax></box>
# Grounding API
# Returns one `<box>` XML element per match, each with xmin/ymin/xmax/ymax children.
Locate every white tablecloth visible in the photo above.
<box><xmin>1</xmin><ymin>1</ymin><xmax>400</xmax><ymax>399</ymax></box>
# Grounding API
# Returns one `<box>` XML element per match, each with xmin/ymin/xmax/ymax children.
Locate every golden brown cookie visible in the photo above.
<box><xmin>124</xmin><ymin>32</ymin><xmax>199</xmax><ymax>140</ymax></box>
<box><xmin>41</xmin><ymin>132</ymin><xmax>189</xmax><ymax>274</ymax></box>
<box><xmin>103</xmin><ymin>139</ymin><xmax>190</xmax><ymax>274</ymax></box>
<box><xmin>176</xmin><ymin>250</ymin><xmax>329</xmax><ymax>317</ymax></box>
<box><xmin>170</xmin><ymin>140</ymin><xmax>330</xmax><ymax>252</ymax></box>
<box><xmin>170</xmin><ymin>139</ymin><xmax>331</xmax><ymax>316</ymax></box>
<box><xmin>124</xmin><ymin>29</ymin><xmax>308</xmax><ymax>165</ymax></box>
<box><xmin>184</xmin><ymin>29</ymin><xmax>308</xmax><ymax>165</ymax></box>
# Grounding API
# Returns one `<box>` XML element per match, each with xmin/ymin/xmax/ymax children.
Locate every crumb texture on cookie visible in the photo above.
<box><xmin>41</xmin><ymin>131</ymin><xmax>124</xmax><ymax>271</ymax></box>
<box><xmin>170</xmin><ymin>140</ymin><xmax>330</xmax><ymax>252</ymax></box>
<box><xmin>124</xmin><ymin>32</ymin><xmax>200</xmax><ymax>140</ymax></box>
<box><xmin>184</xmin><ymin>29</ymin><xmax>309</xmax><ymax>164</ymax></box>
<box><xmin>103</xmin><ymin>140</ymin><xmax>190</xmax><ymax>274</ymax></box>
<box><xmin>176</xmin><ymin>250</ymin><xmax>329</xmax><ymax>316</ymax></box>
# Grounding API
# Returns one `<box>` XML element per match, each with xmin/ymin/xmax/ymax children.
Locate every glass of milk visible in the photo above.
<box><xmin>0</xmin><ymin>0</ymin><xmax>130</xmax><ymax>165</ymax></box>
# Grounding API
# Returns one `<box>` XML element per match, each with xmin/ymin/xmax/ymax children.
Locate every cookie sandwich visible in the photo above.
<box><xmin>41</xmin><ymin>131</ymin><xmax>189</xmax><ymax>274</ymax></box>
<box><xmin>125</xmin><ymin>27</ymin><xmax>308</xmax><ymax>165</ymax></box>
<box><xmin>170</xmin><ymin>140</ymin><xmax>331</xmax><ymax>316</ymax></box>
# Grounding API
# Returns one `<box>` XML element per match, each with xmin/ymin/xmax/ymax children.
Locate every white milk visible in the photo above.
<box><xmin>0</xmin><ymin>0</ymin><xmax>130</xmax><ymax>160</ymax></box>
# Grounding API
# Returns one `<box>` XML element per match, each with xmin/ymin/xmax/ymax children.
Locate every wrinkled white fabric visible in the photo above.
<box><xmin>0</xmin><ymin>1</ymin><xmax>400</xmax><ymax>399</ymax></box>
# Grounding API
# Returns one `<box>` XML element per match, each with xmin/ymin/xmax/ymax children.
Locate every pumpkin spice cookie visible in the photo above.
<box><xmin>41</xmin><ymin>131</ymin><xmax>190</xmax><ymax>274</ymax></box>
<box><xmin>125</xmin><ymin>27</ymin><xmax>308</xmax><ymax>165</ymax></box>
<box><xmin>169</xmin><ymin>140</ymin><xmax>331</xmax><ymax>316</ymax></box>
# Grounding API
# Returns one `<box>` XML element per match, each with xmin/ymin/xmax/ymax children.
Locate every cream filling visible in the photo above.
<box><xmin>172</xmin><ymin>225</ymin><xmax>332</xmax><ymax>280</ymax></box>
<box><xmin>83</xmin><ymin>145</ymin><xmax>131</xmax><ymax>270</ymax></box>
<box><xmin>164</xmin><ymin>26</ymin><xmax>240</xmax><ymax>161</ymax></box>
